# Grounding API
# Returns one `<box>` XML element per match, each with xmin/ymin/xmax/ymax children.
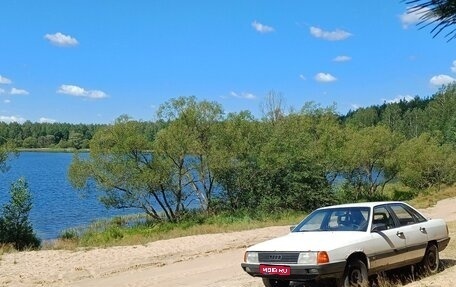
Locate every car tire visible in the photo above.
<box><xmin>419</xmin><ymin>243</ymin><xmax>439</xmax><ymax>275</ymax></box>
<box><xmin>338</xmin><ymin>259</ymin><xmax>369</xmax><ymax>287</ymax></box>
<box><xmin>262</xmin><ymin>278</ymin><xmax>290</xmax><ymax>287</ymax></box>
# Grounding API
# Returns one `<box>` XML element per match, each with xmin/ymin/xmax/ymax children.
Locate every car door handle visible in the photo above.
<box><xmin>396</xmin><ymin>231</ymin><xmax>404</xmax><ymax>237</ymax></box>
<box><xmin>420</xmin><ymin>227</ymin><xmax>426</xmax><ymax>233</ymax></box>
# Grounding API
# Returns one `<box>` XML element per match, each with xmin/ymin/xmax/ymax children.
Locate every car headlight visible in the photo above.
<box><xmin>244</xmin><ymin>251</ymin><xmax>259</xmax><ymax>263</ymax></box>
<box><xmin>297</xmin><ymin>252</ymin><xmax>317</xmax><ymax>264</ymax></box>
<box><xmin>298</xmin><ymin>251</ymin><xmax>329</xmax><ymax>264</ymax></box>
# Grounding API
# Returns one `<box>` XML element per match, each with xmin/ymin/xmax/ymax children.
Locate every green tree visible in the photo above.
<box><xmin>156</xmin><ymin>96</ymin><xmax>224</xmax><ymax>212</ymax></box>
<box><xmin>22</xmin><ymin>136</ymin><xmax>38</xmax><ymax>148</ymax></box>
<box><xmin>395</xmin><ymin>133</ymin><xmax>456</xmax><ymax>190</ymax></box>
<box><xmin>68</xmin><ymin>116</ymin><xmax>182</xmax><ymax>221</ymax></box>
<box><xmin>0</xmin><ymin>178</ymin><xmax>40</xmax><ymax>250</ymax></box>
<box><xmin>258</xmin><ymin>113</ymin><xmax>335</xmax><ymax>211</ymax></box>
<box><xmin>344</xmin><ymin>107</ymin><xmax>380</xmax><ymax>128</ymax></box>
<box><xmin>423</xmin><ymin>83</ymin><xmax>456</xmax><ymax>142</ymax></box>
<box><xmin>380</xmin><ymin>104</ymin><xmax>403</xmax><ymax>132</ymax></box>
<box><xmin>210</xmin><ymin>111</ymin><xmax>265</xmax><ymax>211</ymax></box>
<box><xmin>339</xmin><ymin>125</ymin><xmax>405</xmax><ymax>200</ymax></box>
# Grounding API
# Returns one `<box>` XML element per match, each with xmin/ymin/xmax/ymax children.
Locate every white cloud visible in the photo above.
<box><xmin>44</xmin><ymin>32</ymin><xmax>79</xmax><ymax>47</ymax></box>
<box><xmin>451</xmin><ymin>60</ymin><xmax>456</xmax><ymax>73</ymax></box>
<box><xmin>39</xmin><ymin>117</ymin><xmax>56</xmax><ymax>123</ymax></box>
<box><xmin>429</xmin><ymin>74</ymin><xmax>456</xmax><ymax>86</ymax></box>
<box><xmin>57</xmin><ymin>84</ymin><xmax>108</xmax><ymax>99</ymax></box>
<box><xmin>87</xmin><ymin>90</ymin><xmax>108</xmax><ymax>99</ymax></box>
<box><xmin>299</xmin><ymin>74</ymin><xmax>306</xmax><ymax>80</ymax></box>
<box><xmin>252</xmin><ymin>21</ymin><xmax>275</xmax><ymax>33</ymax></box>
<box><xmin>333</xmin><ymin>55</ymin><xmax>351</xmax><ymax>62</ymax></box>
<box><xmin>0</xmin><ymin>88</ymin><xmax>4</xmax><ymax>94</ymax></box>
<box><xmin>0</xmin><ymin>115</ymin><xmax>26</xmax><ymax>123</ymax></box>
<box><xmin>310</xmin><ymin>26</ymin><xmax>352</xmax><ymax>41</ymax></box>
<box><xmin>10</xmin><ymin>88</ymin><xmax>29</xmax><ymax>95</ymax></box>
<box><xmin>4</xmin><ymin>99</ymin><xmax>10</xmax><ymax>104</ymax></box>
<box><xmin>0</xmin><ymin>75</ymin><xmax>12</xmax><ymax>84</ymax></box>
<box><xmin>385</xmin><ymin>95</ymin><xmax>414</xmax><ymax>104</ymax></box>
<box><xmin>351</xmin><ymin>104</ymin><xmax>360</xmax><ymax>110</ymax></box>
<box><xmin>230</xmin><ymin>91</ymin><xmax>257</xmax><ymax>100</ymax></box>
<box><xmin>315</xmin><ymin>72</ymin><xmax>337</xmax><ymax>83</ymax></box>
<box><xmin>400</xmin><ymin>7</ymin><xmax>434</xmax><ymax>29</ymax></box>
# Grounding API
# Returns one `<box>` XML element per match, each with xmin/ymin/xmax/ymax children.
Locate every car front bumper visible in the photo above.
<box><xmin>241</xmin><ymin>261</ymin><xmax>346</xmax><ymax>282</ymax></box>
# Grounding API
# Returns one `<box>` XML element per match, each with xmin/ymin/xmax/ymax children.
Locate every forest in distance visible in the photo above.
<box><xmin>0</xmin><ymin>84</ymin><xmax>455</xmax><ymax>224</ymax></box>
<box><xmin>0</xmin><ymin>84</ymin><xmax>453</xmax><ymax>150</ymax></box>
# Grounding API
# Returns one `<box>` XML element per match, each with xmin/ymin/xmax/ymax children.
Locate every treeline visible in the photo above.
<box><xmin>343</xmin><ymin>84</ymin><xmax>456</xmax><ymax>142</ymax></box>
<box><xmin>67</xmin><ymin>84</ymin><xmax>456</xmax><ymax>222</ymax></box>
<box><xmin>0</xmin><ymin>122</ymin><xmax>106</xmax><ymax>149</ymax></box>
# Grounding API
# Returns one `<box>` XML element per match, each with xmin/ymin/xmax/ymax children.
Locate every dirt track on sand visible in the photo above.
<box><xmin>1</xmin><ymin>199</ymin><xmax>455</xmax><ymax>287</ymax></box>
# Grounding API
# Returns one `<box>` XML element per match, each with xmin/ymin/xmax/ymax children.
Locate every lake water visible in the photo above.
<box><xmin>0</xmin><ymin>152</ymin><xmax>140</xmax><ymax>240</ymax></box>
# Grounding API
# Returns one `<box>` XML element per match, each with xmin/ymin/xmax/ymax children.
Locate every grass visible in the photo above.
<box><xmin>408</xmin><ymin>185</ymin><xmax>456</xmax><ymax>208</ymax></box>
<box><xmin>39</xmin><ymin>184</ymin><xmax>456</xmax><ymax>251</ymax></box>
<box><xmin>46</xmin><ymin>210</ymin><xmax>305</xmax><ymax>249</ymax></box>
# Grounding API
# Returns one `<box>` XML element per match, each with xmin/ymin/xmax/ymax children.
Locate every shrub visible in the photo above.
<box><xmin>0</xmin><ymin>178</ymin><xmax>40</xmax><ymax>250</ymax></box>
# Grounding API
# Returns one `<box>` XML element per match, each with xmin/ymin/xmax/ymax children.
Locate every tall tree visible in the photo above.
<box><xmin>210</xmin><ymin>111</ymin><xmax>266</xmax><ymax>211</ymax></box>
<box><xmin>156</xmin><ymin>96</ymin><xmax>224</xmax><ymax>212</ymax></box>
<box><xmin>339</xmin><ymin>125</ymin><xmax>405</xmax><ymax>199</ymax></box>
<box><xmin>261</xmin><ymin>90</ymin><xmax>286</xmax><ymax>123</ymax></box>
<box><xmin>68</xmin><ymin>116</ymin><xmax>183</xmax><ymax>222</ymax></box>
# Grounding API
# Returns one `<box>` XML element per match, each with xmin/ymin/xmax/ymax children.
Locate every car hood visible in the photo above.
<box><xmin>247</xmin><ymin>231</ymin><xmax>368</xmax><ymax>252</ymax></box>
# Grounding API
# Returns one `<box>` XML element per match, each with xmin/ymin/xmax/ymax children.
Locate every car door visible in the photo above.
<box><xmin>368</xmin><ymin>205</ymin><xmax>407</xmax><ymax>271</ymax></box>
<box><xmin>388</xmin><ymin>203</ymin><xmax>428</xmax><ymax>263</ymax></box>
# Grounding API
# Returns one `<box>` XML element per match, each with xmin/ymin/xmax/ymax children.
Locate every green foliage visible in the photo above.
<box><xmin>62</xmin><ymin>88</ymin><xmax>456</xmax><ymax>226</ymax></box>
<box><xmin>59</xmin><ymin>228</ymin><xmax>79</xmax><ymax>240</ymax></box>
<box><xmin>0</xmin><ymin>178</ymin><xmax>40</xmax><ymax>250</ymax></box>
<box><xmin>395</xmin><ymin>133</ymin><xmax>456</xmax><ymax>189</ymax></box>
<box><xmin>0</xmin><ymin>121</ymin><xmax>107</xmax><ymax>149</ymax></box>
<box><xmin>337</xmin><ymin>125</ymin><xmax>405</xmax><ymax>200</ymax></box>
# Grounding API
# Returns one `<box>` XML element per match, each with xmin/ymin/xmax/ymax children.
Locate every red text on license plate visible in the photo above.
<box><xmin>259</xmin><ymin>264</ymin><xmax>291</xmax><ymax>276</ymax></box>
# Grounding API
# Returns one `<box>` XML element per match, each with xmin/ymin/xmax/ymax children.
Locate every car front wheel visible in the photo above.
<box><xmin>338</xmin><ymin>259</ymin><xmax>369</xmax><ymax>287</ymax></box>
<box><xmin>420</xmin><ymin>243</ymin><xmax>440</xmax><ymax>275</ymax></box>
<box><xmin>262</xmin><ymin>278</ymin><xmax>290</xmax><ymax>287</ymax></box>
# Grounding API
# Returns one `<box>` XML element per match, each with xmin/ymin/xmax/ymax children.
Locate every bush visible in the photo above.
<box><xmin>0</xmin><ymin>178</ymin><xmax>40</xmax><ymax>250</ymax></box>
<box><xmin>60</xmin><ymin>228</ymin><xmax>79</xmax><ymax>240</ymax></box>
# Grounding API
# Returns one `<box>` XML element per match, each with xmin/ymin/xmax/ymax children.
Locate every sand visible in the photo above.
<box><xmin>1</xmin><ymin>199</ymin><xmax>455</xmax><ymax>287</ymax></box>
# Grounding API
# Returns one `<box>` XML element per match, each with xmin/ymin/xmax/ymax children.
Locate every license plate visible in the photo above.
<box><xmin>259</xmin><ymin>264</ymin><xmax>291</xmax><ymax>276</ymax></box>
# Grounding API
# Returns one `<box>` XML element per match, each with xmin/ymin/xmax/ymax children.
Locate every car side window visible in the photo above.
<box><xmin>372</xmin><ymin>206</ymin><xmax>395</xmax><ymax>229</ymax></box>
<box><xmin>389</xmin><ymin>204</ymin><xmax>418</xmax><ymax>226</ymax></box>
<box><xmin>406</xmin><ymin>205</ymin><xmax>427</xmax><ymax>223</ymax></box>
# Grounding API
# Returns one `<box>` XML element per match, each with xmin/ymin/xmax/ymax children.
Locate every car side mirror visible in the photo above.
<box><xmin>289</xmin><ymin>225</ymin><xmax>296</xmax><ymax>232</ymax></box>
<box><xmin>371</xmin><ymin>223</ymin><xmax>387</xmax><ymax>232</ymax></box>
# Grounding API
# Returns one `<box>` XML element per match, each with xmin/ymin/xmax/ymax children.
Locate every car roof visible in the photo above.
<box><xmin>316</xmin><ymin>201</ymin><xmax>408</xmax><ymax>210</ymax></box>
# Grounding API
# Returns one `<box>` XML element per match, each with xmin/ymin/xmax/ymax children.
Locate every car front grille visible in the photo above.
<box><xmin>258</xmin><ymin>252</ymin><xmax>299</xmax><ymax>264</ymax></box>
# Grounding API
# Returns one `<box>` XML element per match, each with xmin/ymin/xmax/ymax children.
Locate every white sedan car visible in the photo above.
<box><xmin>241</xmin><ymin>201</ymin><xmax>450</xmax><ymax>287</ymax></box>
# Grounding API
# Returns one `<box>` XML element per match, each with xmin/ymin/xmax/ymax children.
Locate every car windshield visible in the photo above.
<box><xmin>292</xmin><ymin>207</ymin><xmax>370</xmax><ymax>232</ymax></box>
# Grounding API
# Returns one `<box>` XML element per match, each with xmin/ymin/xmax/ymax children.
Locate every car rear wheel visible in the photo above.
<box><xmin>262</xmin><ymin>278</ymin><xmax>290</xmax><ymax>287</ymax></box>
<box><xmin>419</xmin><ymin>243</ymin><xmax>439</xmax><ymax>275</ymax></box>
<box><xmin>338</xmin><ymin>259</ymin><xmax>369</xmax><ymax>287</ymax></box>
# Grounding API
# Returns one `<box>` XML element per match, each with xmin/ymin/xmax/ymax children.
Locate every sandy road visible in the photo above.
<box><xmin>0</xmin><ymin>199</ymin><xmax>455</xmax><ymax>287</ymax></box>
<box><xmin>67</xmin><ymin>248</ymin><xmax>260</xmax><ymax>287</ymax></box>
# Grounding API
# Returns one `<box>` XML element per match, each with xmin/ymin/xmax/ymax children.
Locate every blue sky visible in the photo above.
<box><xmin>0</xmin><ymin>1</ymin><xmax>455</xmax><ymax>124</ymax></box>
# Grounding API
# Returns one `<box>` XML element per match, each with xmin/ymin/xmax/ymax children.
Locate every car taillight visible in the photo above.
<box><xmin>317</xmin><ymin>251</ymin><xmax>329</xmax><ymax>264</ymax></box>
